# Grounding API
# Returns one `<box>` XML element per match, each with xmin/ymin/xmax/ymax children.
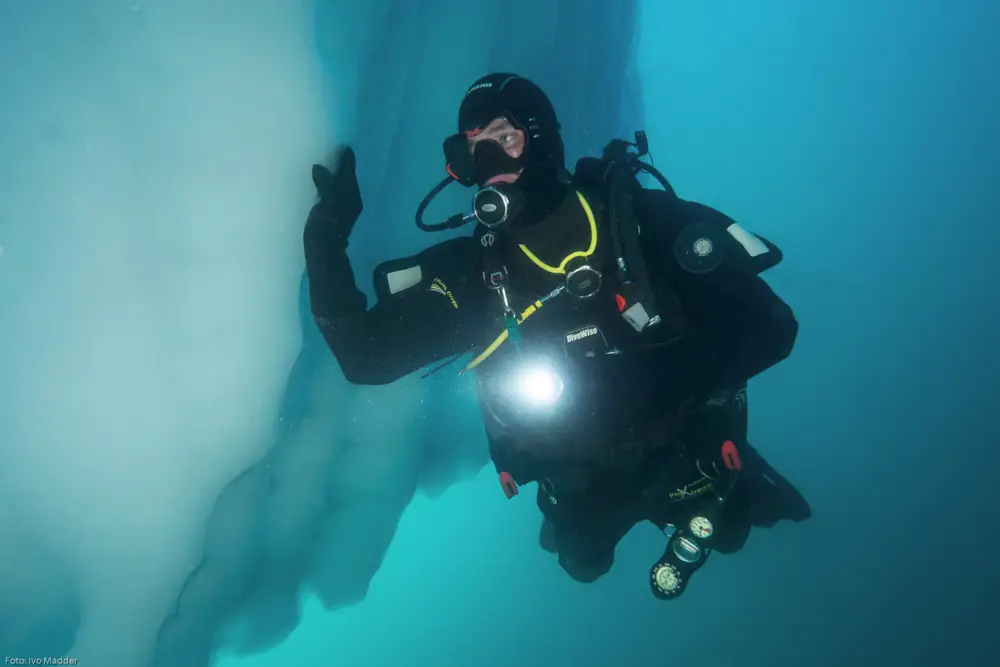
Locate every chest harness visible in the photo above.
<box><xmin>413</xmin><ymin>131</ymin><xmax>754</xmax><ymax>511</ymax></box>
<box><xmin>416</xmin><ymin>131</ymin><xmax>678</xmax><ymax>377</ymax></box>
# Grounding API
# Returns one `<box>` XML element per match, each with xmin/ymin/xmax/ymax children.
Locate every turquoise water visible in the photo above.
<box><xmin>0</xmin><ymin>0</ymin><xmax>995</xmax><ymax>664</ymax></box>
<box><xmin>227</xmin><ymin>1</ymin><xmax>999</xmax><ymax>665</ymax></box>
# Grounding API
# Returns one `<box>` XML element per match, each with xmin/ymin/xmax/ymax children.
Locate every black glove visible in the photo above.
<box><xmin>305</xmin><ymin>146</ymin><xmax>363</xmax><ymax>246</ymax></box>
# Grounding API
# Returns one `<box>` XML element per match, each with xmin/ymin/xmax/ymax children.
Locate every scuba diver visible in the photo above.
<box><xmin>303</xmin><ymin>73</ymin><xmax>812</xmax><ymax>599</ymax></box>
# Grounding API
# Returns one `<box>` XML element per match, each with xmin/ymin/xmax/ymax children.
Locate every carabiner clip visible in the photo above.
<box><xmin>495</xmin><ymin>284</ymin><xmax>522</xmax><ymax>346</ymax></box>
<box><xmin>504</xmin><ymin>309</ymin><xmax>521</xmax><ymax>345</ymax></box>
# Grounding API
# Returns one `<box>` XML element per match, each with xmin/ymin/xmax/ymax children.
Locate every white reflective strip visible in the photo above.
<box><xmin>726</xmin><ymin>223</ymin><xmax>769</xmax><ymax>258</ymax></box>
<box><xmin>386</xmin><ymin>265</ymin><xmax>422</xmax><ymax>294</ymax></box>
<box><xmin>622</xmin><ymin>302</ymin><xmax>650</xmax><ymax>332</ymax></box>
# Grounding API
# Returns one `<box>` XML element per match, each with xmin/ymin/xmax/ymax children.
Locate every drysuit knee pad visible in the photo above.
<box><xmin>559</xmin><ymin>550</ymin><xmax>612</xmax><ymax>583</ymax></box>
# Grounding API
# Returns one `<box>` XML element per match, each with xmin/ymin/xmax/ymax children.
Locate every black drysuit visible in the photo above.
<box><xmin>304</xmin><ymin>185</ymin><xmax>811</xmax><ymax>582</ymax></box>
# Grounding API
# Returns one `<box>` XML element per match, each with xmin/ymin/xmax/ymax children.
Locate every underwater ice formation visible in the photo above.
<box><xmin>0</xmin><ymin>1</ymin><xmax>641</xmax><ymax>665</ymax></box>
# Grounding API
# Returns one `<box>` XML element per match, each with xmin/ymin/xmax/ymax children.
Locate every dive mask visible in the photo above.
<box><xmin>415</xmin><ymin>124</ymin><xmax>565</xmax><ymax>234</ymax></box>
<box><xmin>442</xmin><ymin>133</ymin><xmax>477</xmax><ymax>187</ymax></box>
<box><xmin>443</xmin><ymin>123</ymin><xmax>524</xmax><ymax>186</ymax></box>
<box><xmin>443</xmin><ymin>133</ymin><xmax>527</xmax><ymax>230</ymax></box>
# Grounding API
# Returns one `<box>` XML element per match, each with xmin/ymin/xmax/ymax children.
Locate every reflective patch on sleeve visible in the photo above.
<box><xmin>726</xmin><ymin>223</ymin><xmax>769</xmax><ymax>258</ymax></box>
<box><xmin>386</xmin><ymin>265</ymin><xmax>422</xmax><ymax>294</ymax></box>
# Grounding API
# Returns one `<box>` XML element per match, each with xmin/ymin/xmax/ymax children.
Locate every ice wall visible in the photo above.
<box><xmin>0</xmin><ymin>1</ymin><xmax>642</xmax><ymax>666</ymax></box>
<box><xmin>0</xmin><ymin>1</ymin><xmax>327</xmax><ymax>665</ymax></box>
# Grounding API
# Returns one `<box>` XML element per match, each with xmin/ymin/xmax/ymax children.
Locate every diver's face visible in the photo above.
<box><xmin>467</xmin><ymin>117</ymin><xmax>525</xmax><ymax>185</ymax></box>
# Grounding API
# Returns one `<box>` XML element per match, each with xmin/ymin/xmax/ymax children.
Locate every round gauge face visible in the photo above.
<box><xmin>693</xmin><ymin>237</ymin><xmax>714</xmax><ymax>257</ymax></box>
<box><xmin>689</xmin><ymin>515</ymin><xmax>714</xmax><ymax>539</ymax></box>
<box><xmin>653</xmin><ymin>563</ymin><xmax>681</xmax><ymax>594</ymax></box>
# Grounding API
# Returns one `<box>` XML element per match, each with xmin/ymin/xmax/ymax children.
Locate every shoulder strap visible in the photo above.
<box><xmin>573</xmin><ymin>144</ymin><xmax>666</xmax><ymax>333</ymax></box>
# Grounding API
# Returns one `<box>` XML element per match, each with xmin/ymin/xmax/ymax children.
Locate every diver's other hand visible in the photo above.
<box><xmin>305</xmin><ymin>146</ymin><xmax>363</xmax><ymax>245</ymax></box>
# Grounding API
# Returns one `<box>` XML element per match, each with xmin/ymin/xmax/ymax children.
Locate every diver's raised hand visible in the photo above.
<box><xmin>305</xmin><ymin>146</ymin><xmax>363</xmax><ymax>245</ymax></box>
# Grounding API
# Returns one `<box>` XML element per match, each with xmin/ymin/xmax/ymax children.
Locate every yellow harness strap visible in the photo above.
<box><xmin>462</xmin><ymin>191</ymin><xmax>598</xmax><ymax>373</ymax></box>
